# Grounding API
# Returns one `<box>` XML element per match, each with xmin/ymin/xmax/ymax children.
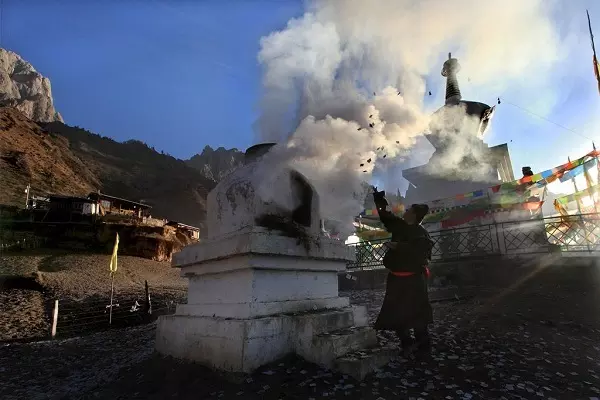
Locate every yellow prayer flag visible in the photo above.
<box><xmin>109</xmin><ymin>233</ymin><xmax>119</xmax><ymax>273</ymax></box>
<box><xmin>554</xmin><ymin>199</ymin><xmax>569</xmax><ymax>216</ymax></box>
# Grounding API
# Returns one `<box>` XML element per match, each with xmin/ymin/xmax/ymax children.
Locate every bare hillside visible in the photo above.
<box><xmin>0</xmin><ymin>107</ymin><xmax>99</xmax><ymax>206</ymax></box>
<box><xmin>40</xmin><ymin>122</ymin><xmax>216</xmax><ymax>227</ymax></box>
<box><xmin>0</xmin><ymin>251</ymin><xmax>186</xmax><ymax>341</ymax></box>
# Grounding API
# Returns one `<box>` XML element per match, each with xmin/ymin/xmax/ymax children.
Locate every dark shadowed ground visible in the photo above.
<box><xmin>2</xmin><ymin>256</ymin><xmax>600</xmax><ymax>400</ymax></box>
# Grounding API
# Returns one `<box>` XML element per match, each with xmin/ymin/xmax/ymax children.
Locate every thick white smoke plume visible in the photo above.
<box><xmin>256</xmin><ymin>0</ymin><xmax>564</xmax><ymax>237</ymax></box>
<box><xmin>424</xmin><ymin>105</ymin><xmax>498</xmax><ymax>182</ymax></box>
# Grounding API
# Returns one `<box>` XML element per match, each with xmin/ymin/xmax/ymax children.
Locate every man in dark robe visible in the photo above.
<box><xmin>371</xmin><ymin>187</ymin><xmax>434</xmax><ymax>355</ymax></box>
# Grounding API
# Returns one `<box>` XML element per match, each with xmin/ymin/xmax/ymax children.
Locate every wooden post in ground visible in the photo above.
<box><xmin>109</xmin><ymin>272</ymin><xmax>115</xmax><ymax>325</ymax></box>
<box><xmin>144</xmin><ymin>280</ymin><xmax>152</xmax><ymax>317</ymax></box>
<box><xmin>51</xmin><ymin>300</ymin><xmax>59</xmax><ymax>338</ymax></box>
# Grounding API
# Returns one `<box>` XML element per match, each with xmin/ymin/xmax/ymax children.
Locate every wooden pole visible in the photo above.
<box><xmin>588</xmin><ymin>10</ymin><xmax>600</xmax><ymax>95</ymax></box>
<box><xmin>144</xmin><ymin>280</ymin><xmax>152</xmax><ymax>317</ymax></box>
<box><xmin>109</xmin><ymin>272</ymin><xmax>115</xmax><ymax>325</ymax></box>
<box><xmin>594</xmin><ymin>142</ymin><xmax>600</xmax><ymax>213</ymax></box>
<box><xmin>589</xmin><ymin>10</ymin><xmax>597</xmax><ymax>58</ymax></box>
<box><xmin>570</xmin><ymin>156</ymin><xmax>591</xmax><ymax>251</ymax></box>
<box><xmin>51</xmin><ymin>300</ymin><xmax>58</xmax><ymax>338</ymax></box>
<box><xmin>486</xmin><ymin>190</ymin><xmax>503</xmax><ymax>254</ymax></box>
<box><xmin>24</xmin><ymin>184</ymin><xmax>30</xmax><ymax>209</ymax></box>
<box><xmin>568</xmin><ymin>157</ymin><xmax>583</xmax><ymax>214</ymax></box>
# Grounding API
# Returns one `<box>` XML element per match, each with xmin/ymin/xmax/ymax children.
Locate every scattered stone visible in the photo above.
<box><xmin>3</xmin><ymin>286</ymin><xmax>599</xmax><ymax>399</ymax></box>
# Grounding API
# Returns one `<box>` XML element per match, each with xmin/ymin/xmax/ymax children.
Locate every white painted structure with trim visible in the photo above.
<box><xmin>155</xmin><ymin>143</ymin><xmax>396</xmax><ymax>379</ymax></box>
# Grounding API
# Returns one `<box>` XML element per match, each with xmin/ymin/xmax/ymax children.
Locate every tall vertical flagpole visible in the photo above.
<box><xmin>109</xmin><ymin>272</ymin><xmax>115</xmax><ymax>325</ymax></box>
<box><xmin>588</xmin><ymin>10</ymin><xmax>597</xmax><ymax>55</ymax></box>
<box><xmin>587</xmin><ymin>10</ymin><xmax>600</xmax><ymax>95</ymax></box>
<box><xmin>570</xmin><ymin>156</ymin><xmax>591</xmax><ymax>251</ymax></box>
<box><xmin>108</xmin><ymin>233</ymin><xmax>119</xmax><ymax>325</ymax></box>
<box><xmin>568</xmin><ymin>157</ymin><xmax>584</xmax><ymax>214</ymax></box>
<box><xmin>594</xmin><ymin>142</ymin><xmax>600</xmax><ymax>213</ymax></box>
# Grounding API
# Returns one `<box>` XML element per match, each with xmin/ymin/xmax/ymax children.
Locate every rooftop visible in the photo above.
<box><xmin>48</xmin><ymin>194</ymin><xmax>95</xmax><ymax>203</ymax></box>
<box><xmin>87</xmin><ymin>192</ymin><xmax>152</xmax><ymax>209</ymax></box>
<box><xmin>166</xmin><ymin>221</ymin><xmax>200</xmax><ymax>231</ymax></box>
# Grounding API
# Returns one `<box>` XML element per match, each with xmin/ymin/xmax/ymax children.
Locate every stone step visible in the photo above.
<box><xmin>335</xmin><ymin>345</ymin><xmax>400</xmax><ymax>381</ymax></box>
<box><xmin>297</xmin><ymin>326</ymin><xmax>377</xmax><ymax>368</ymax></box>
<box><xmin>293</xmin><ymin>307</ymin><xmax>359</xmax><ymax>337</ymax></box>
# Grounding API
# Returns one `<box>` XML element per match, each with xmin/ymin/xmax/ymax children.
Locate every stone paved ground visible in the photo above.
<box><xmin>2</xmin><ymin>262</ymin><xmax>600</xmax><ymax>400</ymax></box>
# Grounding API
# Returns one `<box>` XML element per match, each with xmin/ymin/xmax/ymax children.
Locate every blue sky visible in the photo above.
<box><xmin>4</xmin><ymin>0</ymin><xmax>600</xmax><ymax>193</ymax></box>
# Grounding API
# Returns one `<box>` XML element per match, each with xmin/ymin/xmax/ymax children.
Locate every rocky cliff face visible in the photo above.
<box><xmin>0</xmin><ymin>49</ymin><xmax>63</xmax><ymax>123</ymax></box>
<box><xmin>186</xmin><ymin>145</ymin><xmax>244</xmax><ymax>182</ymax></box>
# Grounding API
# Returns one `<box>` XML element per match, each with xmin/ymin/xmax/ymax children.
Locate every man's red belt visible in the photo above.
<box><xmin>391</xmin><ymin>266</ymin><xmax>430</xmax><ymax>278</ymax></box>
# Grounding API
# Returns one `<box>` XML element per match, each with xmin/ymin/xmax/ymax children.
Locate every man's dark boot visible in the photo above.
<box><xmin>414</xmin><ymin>327</ymin><xmax>432</xmax><ymax>354</ymax></box>
<box><xmin>397</xmin><ymin>330</ymin><xmax>416</xmax><ymax>357</ymax></box>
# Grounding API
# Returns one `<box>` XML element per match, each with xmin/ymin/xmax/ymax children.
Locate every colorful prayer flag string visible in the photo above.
<box><xmin>555</xmin><ymin>184</ymin><xmax>600</xmax><ymax>206</ymax></box>
<box><xmin>427</xmin><ymin>149</ymin><xmax>600</xmax><ymax>206</ymax></box>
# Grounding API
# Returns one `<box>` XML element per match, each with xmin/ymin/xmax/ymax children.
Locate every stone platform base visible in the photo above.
<box><xmin>155</xmin><ymin>305</ymin><xmax>396</xmax><ymax>380</ymax></box>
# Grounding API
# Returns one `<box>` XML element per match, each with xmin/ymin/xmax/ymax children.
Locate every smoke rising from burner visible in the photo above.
<box><xmin>424</xmin><ymin>105</ymin><xmax>498</xmax><ymax>182</ymax></box>
<box><xmin>255</xmin><ymin>0</ymin><xmax>564</xmax><ymax>237</ymax></box>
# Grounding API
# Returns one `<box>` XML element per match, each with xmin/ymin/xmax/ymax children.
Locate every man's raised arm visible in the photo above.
<box><xmin>372</xmin><ymin>186</ymin><xmax>404</xmax><ymax>233</ymax></box>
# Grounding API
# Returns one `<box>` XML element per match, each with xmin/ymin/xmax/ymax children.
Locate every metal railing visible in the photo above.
<box><xmin>347</xmin><ymin>213</ymin><xmax>600</xmax><ymax>269</ymax></box>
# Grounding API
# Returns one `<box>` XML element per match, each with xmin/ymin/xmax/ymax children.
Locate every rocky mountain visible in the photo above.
<box><xmin>39</xmin><ymin>120</ymin><xmax>216</xmax><ymax>228</ymax></box>
<box><xmin>0</xmin><ymin>49</ymin><xmax>253</xmax><ymax>229</ymax></box>
<box><xmin>186</xmin><ymin>145</ymin><xmax>244</xmax><ymax>182</ymax></box>
<box><xmin>0</xmin><ymin>108</ymin><xmax>98</xmax><ymax>207</ymax></box>
<box><xmin>1</xmin><ymin>106</ymin><xmax>380</xmax><ymax>231</ymax></box>
<box><xmin>0</xmin><ymin>49</ymin><xmax>63</xmax><ymax>123</ymax></box>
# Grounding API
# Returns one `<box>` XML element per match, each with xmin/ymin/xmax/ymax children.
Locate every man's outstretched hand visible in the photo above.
<box><xmin>372</xmin><ymin>186</ymin><xmax>388</xmax><ymax>210</ymax></box>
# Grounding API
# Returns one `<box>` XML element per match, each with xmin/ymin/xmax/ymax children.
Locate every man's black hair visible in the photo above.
<box><xmin>411</xmin><ymin>203</ymin><xmax>429</xmax><ymax>222</ymax></box>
